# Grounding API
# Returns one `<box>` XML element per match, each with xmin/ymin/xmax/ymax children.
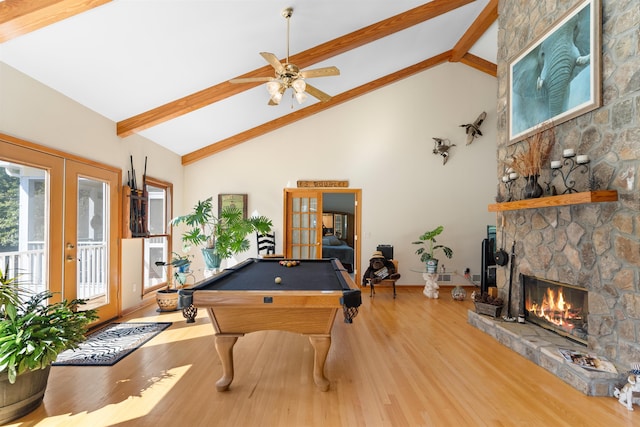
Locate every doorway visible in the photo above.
<box><xmin>1</xmin><ymin>135</ymin><xmax>120</xmax><ymax>324</ymax></box>
<box><xmin>283</xmin><ymin>188</ymin><xmax>361</xmax><ymax>285</ymax></box>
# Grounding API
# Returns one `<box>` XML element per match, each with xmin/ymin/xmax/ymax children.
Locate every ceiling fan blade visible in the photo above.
<box><xmin>300</xmin><ymin>66</ymin><xmax>340</xmax><ymax>79</ymax></box>
<box><xmin>229</xmin><ymin>77</ymin><xmax>273</xmax><ymax>84</ymax></box>
<box><xmin>260</xmin><ymin>52</ymin><xmax>285</xmax><ymax>74</ymax></box>
<box><xmin>305</xmin><ymin>84</ymin><xmax>332</xmax><ymax>102</ymax></box>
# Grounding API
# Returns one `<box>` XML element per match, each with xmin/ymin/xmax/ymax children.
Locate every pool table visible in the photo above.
<box><xmin>179</xmin><ymin>258</ymin><xmax>361</xmax><ymax>392</ymax></box>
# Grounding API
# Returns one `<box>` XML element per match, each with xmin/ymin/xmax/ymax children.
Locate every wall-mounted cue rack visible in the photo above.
<box><xmin>123</xmin><ymin>155</ymin><xmax>149</xmax><ymax>238</ymax></box>
<box><xmin>123</xmin><ymin>185</ymin><xmax>149</xmax><ymax>238</ymax></box>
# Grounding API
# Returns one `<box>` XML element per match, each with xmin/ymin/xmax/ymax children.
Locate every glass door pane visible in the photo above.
<box><xmin>76</xmin><ymin>177</ymin><xmax>109</xmax><ymax>303</ymax></box>
<box><xmin>0</xmin><ymin>160</ymin><xmax>48</xmax><ymax>293</ymax></box>
<box><xmin>285</xmin><ymin>190</ymin><xmax>321</xmax><ymax>259</ymax></box>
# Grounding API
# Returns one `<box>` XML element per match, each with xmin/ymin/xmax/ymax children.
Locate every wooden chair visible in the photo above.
<box><xmin>257</xmin><ymin>232</ymin><xmax>281</xmax><ymax>258</ymax></box>
<box><xmin>369</xmin><ymin>259</ymin><xmax>399</xmax><ymax>298</ymax></box>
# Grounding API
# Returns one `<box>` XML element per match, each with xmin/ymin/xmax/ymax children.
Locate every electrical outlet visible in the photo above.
<box><xmin>132</xmin><ymin>283</ymin><xmax>137</xmax><ymax>292</ymax></box>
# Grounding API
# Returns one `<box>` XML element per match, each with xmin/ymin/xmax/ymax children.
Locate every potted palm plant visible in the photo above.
<box><xmin>412</xmin><ymin>225</ymin><xmax>453</xmax><ymax>273</ymax></box>
<box><xmin>0</xmin><ymin>265</ymin><xmax>98</xmax><ymax>423</ymax></box>
<box><xmin>170</xmin><ymin>196</ymin><xmax>273</xmax><ymax>269</ymax></box>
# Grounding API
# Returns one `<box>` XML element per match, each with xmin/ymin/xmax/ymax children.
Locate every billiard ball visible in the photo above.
<box><xmin>275</xmin><ymin>277</ymin><xmax>282</xmax><ymax>284</ymax></box>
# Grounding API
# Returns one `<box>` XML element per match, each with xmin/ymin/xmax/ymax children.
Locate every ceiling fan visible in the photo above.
<box><xmin>229</xmin><ymin>7</ymin><xmax>340</xmax><ymax>106</ymax></box>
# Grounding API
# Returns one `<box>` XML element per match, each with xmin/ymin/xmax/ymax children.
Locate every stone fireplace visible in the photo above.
<box><xmin>469</xmin><ymin>0</ymin><xmax>640</xmax><ymax>397</ymax></box>
<box><xmin>522</xmin><ymin>275</ymin><xmax>588</xmax><ymax>345</ymax></box>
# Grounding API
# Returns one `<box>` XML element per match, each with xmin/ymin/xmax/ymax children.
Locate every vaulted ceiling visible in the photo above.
<box><xmin>0</xmin><ymin>0</ymin><xmax>498</xmax><ymax>165</ymax></box>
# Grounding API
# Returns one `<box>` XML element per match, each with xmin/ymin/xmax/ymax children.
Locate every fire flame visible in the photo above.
<box><xmin>526</xmin><ymin>287</ymin><xmax>578</xmax><ymax>331</ymax></box>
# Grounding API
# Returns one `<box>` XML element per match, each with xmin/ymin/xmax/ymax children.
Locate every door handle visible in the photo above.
<box><xmin>66</xmin><ymin>243</ymin><xmax>75</xmax><ymax>249</ymax></box>
<box><xmin>66</xmin><ymin>255</ymin><xmax>75</xmax><ymax>261</ymax></box>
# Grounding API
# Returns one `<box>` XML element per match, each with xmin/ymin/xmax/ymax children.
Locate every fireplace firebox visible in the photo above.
<box><xmin>521</xmin><ymin>275</ymin><xmax>588</xmax><ymax>345</ymax></box>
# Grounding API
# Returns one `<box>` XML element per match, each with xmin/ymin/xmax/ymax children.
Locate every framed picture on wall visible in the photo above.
<box><xmin>218</xmin><ymin>194</ymin><xmax>247</xmax><ymax>219</ymax></box>
<box><xmin>508</xmin><ymin>0</ymin><xmax>601</xmax><ymax>144</ymax></box>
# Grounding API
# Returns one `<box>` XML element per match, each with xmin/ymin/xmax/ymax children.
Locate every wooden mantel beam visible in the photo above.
<box><xmin>0</xmin><ymin>0</ymin><xmax>112</xmax><ymax>43</ymax></box>
<box><xmin>116</xmin><ymin>0</ymin><xmax>475</xmax><ymax>138</ymax></box>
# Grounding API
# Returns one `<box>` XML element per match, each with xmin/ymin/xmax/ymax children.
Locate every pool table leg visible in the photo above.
<box><xmin>308</xmin><ymin>335</ymin><xmax>331</xmax><ymax>392</ymax></box>
<box><xmin>214</xmin><ymin>335</ymin><xmax>241</xmax><ymax>392</ymax></box>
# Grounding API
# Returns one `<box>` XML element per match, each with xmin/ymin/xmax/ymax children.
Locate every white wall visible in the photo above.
<box><xmin>0</xmin><ymin>62</ymin><xmax>184</xmax><ymax>310</ymax></box>
<box><xmin>1</xmin><ymin>59</ymin><xmax>497</xmax><ymax>308</ymax></box>
<box><xmin>183</xmin><ymin>62</ymin><xmax>498</xmax><ymax>285</ymax></box>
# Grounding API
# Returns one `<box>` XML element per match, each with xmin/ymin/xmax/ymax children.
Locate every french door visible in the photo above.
<box><xmin>0</xmin><ymin>136</ymin><xmax>119</xmax><ymax>323</ymax></box>
<box><xmin>284</xmin><ymin>189</ymin><xmax>323</xmax><ymax>259</ymax></box>
<box><xmin>283</xmin><ymin>188</ymin><xmax>362</xmax><ymax>284</ymax></box>
<box><xmin>64</xmin><ymin>160</ymin><xmax>119</xmax><ymax>321</ymax></box>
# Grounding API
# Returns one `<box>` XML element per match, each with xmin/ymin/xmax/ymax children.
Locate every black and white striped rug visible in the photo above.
<box><xmin>53</xmin><ymin>322</ymin><xmax>172</xmax><ymax>366</ymax></box>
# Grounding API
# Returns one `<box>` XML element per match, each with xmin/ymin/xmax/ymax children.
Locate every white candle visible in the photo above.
<box><xmin>551</xmin><ymin>160</ymin><xmax>562</xmax><ymax>169</ymax></box>
<box><xmin>509</xmin><ymin>172</ymin><xmax>518</xmax><ymax>180</ymax></box>
<box><xmin>502</xmin><ymin>175</ymin><xmax>509</xmax><ymax>182</ymax></box>
<box><xmin>576</xmin><ymin>155</ymin><xmax>589</xmax><ymax>164</ymax></box>
<box><xmin>563</xmin><ymin>148</ymin><xmax>575</xmax><ymax>157</ymax></box>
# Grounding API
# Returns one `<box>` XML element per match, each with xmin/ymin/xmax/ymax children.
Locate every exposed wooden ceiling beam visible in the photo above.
<box><xmin>449</xmin><ymin>0</ymin><xmax>498</xmax><ymax>62</ymax></box>
<box><xmin>0</xmin><ymin>0</ymin><xmax>111</xmax><ymax>43</ymax></box>
<box><xmin>117</xmin><ymin>0</ymin><xmax>474</xmax><ymax>138</ymax></box>
<box><xmin>181</xmin><ymin>51</ymin><xmax>454</xmax><ymax>166</ymax></box>
<box><xmin>459</xmin><ymin>52</ymin><xmax>497</xmax><ymax>77</ymax></box>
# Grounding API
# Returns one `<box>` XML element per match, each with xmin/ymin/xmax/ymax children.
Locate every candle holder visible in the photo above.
<box><xmin>501</xmin><ymin>171</ymin><xmax>518</xmax><ymax>201</ymax></box>
<box><xmin>551</xmin><ymin>153</ymin><xmax>590</xmax><ymax>194</ymax></box>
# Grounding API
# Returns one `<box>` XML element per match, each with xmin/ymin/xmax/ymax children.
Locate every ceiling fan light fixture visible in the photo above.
<box><xmin>270</xmin><ymin>88</ymin><xmax>285</xmax><ymax>105</ymax></box>
<box><xmin>292</xmin><ymin>78</ymin><xmax>306</xmax><ymax>93</ymax></box>
<box><xmin>266</xmin><ymin>80</ymin><xmax>282</xmax><ymax>96</ymax></box>
<box><xmin>294</xmin><ymin>91</ymin><xmax>307</xmax><ymax>104</ymax></box>
<box><xmin>229</xmin><ymin>7</ymin><xmax>338</xmax><ymax>106</ymax></box>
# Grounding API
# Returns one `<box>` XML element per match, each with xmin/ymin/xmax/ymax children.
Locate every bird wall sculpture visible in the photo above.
<box><xmin>432</xmin><ymin>137</ymin><xmax>456</xmax><ymax>165</ymax></box>
<box><xmin>460</xmin><ymin>111</ymin><xmax>487</xmax><ymax>145</ymax></box>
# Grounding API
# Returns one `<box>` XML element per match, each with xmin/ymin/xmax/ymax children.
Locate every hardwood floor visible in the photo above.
<box><xmin>9</xmin><ymin>287</ymin><xmax>639</xmax><ymax>426</ymax></box>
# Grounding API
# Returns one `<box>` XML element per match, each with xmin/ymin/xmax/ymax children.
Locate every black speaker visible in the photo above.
<box><xmin>481</xmin><ymin>238</ymin><xmax>497</xmax><ymax>294</ymax></box>
<box><xmin>377</xmin><ymin>244</ymin><xmax>394</xmax><ymax>260</ymax></box>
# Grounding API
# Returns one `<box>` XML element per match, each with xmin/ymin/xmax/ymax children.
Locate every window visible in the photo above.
<box><xmin>142</xmin><ymin>178</ymin><xmax>172</xmax><ymax>294</ymax></box>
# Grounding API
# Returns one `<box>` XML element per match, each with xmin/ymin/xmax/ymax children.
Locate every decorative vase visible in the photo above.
<box><xmin>523</xmin><ymin>175</ymin><xmax>543</xmax><ymax>199</ymax></box>
<box><xmin>451</xmin><ymin>285</ymin><xmax>467</xmax><ymax>301</ymax></box>
<box><xmin>201</xmin><ymin>248</ymin><xmax>221</xmax><ymax>269</ymax></box>
<box><xmin>426</xmin><ymin>259</ymin><xmax>438</xmax><ymax>274</ymax></box>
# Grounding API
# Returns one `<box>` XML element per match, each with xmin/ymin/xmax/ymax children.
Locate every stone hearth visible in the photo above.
<box><xmin>468</xmin><ymin>310</ymin><xmax>623</xmax><ymax>396</ymax></box>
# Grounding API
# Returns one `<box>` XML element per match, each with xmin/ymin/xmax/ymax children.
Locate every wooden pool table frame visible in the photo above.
<box><xmin>188</xmin><ymin>261</ymin><xmax>359</xmax><ymax>392</ymax></box>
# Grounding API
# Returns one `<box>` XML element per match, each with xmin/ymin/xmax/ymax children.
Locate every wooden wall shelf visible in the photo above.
<box><xmin>488</xmin><ymin>190</ymin><xmax>618</xmax><ymax>212</ymax></box>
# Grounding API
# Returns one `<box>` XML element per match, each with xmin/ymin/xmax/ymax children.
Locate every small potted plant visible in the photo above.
<box><xmin>153</xmin><ymin>252</ymin><xmax>193</xmax><ymax>312</ymax></box>
<box><xmin>412</xmin><ymin>225</ymin><xmax>453</xmax><ymax>273</ymax></box>
<box><xmin>170</xmin><ymin>252</ymin><xmax>193</xmax><ymax>274</ymax></box>
<box><xmin>170</xmin><ymin>197</ymin><xmax>273</xmax><ymax>269</ymax></box>
<box><xmin>0</xmin><ymin>265</ymin><xmax>98</xmax><ymax>423</ymax></box>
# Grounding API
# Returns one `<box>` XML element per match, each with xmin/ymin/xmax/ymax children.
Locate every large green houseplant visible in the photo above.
<box><xmin>170</xmin><ymin>196</ymin><xmax>273</xmax><ymax>269</ymax></box>
<box><xmin>0</xmin><ymin>266</ymin><xmax>98</xmax><ymax>423</ymax></box>
<box><xmin>412</xmin><ymin>225</ymin><xmax>453</xmax><ymax>273</ymax></box>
